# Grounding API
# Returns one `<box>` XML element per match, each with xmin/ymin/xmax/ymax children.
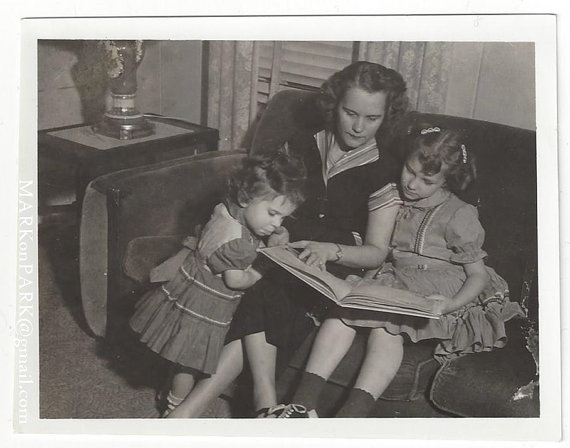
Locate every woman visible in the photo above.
<box><xmin>167</xmin><ymin>61</ymin><xmax>409</xmax><ymax>418</ymax></box>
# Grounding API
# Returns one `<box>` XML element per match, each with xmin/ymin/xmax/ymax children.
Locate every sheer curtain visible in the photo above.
<box><xmin>358</xmin><ymin>41</ymin><xmax>453</xmax><ymax>113</ymax></box>
<box><xmin>206</xmin><ymin>41</ymin><xmax>259</xmax><ymax>151</ymax></box>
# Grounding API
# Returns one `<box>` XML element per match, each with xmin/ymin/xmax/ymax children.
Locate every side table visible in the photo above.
<box><xmin>38</xmin><ymin>117</ymin><xmax>219</xmax><ymax>215</ymax></box>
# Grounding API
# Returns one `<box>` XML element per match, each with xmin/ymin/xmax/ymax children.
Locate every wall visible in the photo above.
<box><xmin>445</xmin><ymin>42</ymin><xmax>535</xmax><ymax>130</ymax></box>
<box><xmin>38</xmin><ymin>40</ymin><xmax>203</xmax><ymax>207</ymax></box>
<box><xmin>37</xmin><ymin>40</ymin><xmax>534</xmax><ymax>206</ymax></box>
<box><xmin>38</xmin><ymin>40</ymin><xmax>203</xmax><ymax>130</ymax></box>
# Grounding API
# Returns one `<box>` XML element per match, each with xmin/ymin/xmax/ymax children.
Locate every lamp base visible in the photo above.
<box><xmin>92</xmin><ymin>113</ymin><xmax>155</xmax><ymax>140</ymax></box>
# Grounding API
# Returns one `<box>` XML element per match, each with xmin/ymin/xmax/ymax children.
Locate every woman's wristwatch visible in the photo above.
<box><xmin>333</xmin><ymin>243</ymin><xmax>344</xmax><ymax>262</ymax></box>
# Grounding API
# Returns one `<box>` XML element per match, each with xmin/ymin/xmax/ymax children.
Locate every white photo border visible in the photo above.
<box><xmin>15</xmin><ymin>13</ymin><xmax>560</xmax><ymax>442</ymax></box>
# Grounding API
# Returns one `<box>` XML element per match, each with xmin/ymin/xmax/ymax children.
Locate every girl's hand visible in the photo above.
<box><xmin>288</xmin><ymin>240</ymin><xmax>337</xmax><ymax>271</ymax></box>
<box><xmin>345</xmin><ymin>274</ymin><xmax>362</xmax><ymax>283</ymax></box>
<box><xmin>267</xmin><ymin>226</ymin><xmax>289</xmax><ymax>247</ymax></box>
<box><xmin>427</xmin><ymin>294</ymin><xmax>455</xmax><ymax>315</ymax></box>
<box><xmin>345</xmin><ymin>274</ymin><xmax>363</xmax><ymax>285</ymax></box>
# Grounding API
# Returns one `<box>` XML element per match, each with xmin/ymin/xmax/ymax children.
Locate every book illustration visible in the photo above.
<box><xmin>258</xmin><ymin>245</ymin><xmax>441</xmax><ymax>319</ymax></box>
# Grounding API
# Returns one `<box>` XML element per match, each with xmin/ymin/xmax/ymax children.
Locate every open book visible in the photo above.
<box><xmin>259</xmin><ymin>245</ymin><xmax>441</xmax><ymax>319</ymax></box>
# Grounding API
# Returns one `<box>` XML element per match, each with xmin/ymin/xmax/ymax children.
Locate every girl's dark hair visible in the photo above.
<box><xmin>317</xmin><ymin>61</ymin><xmax>409</xmax><ymax>144</ymax></box>
<box><xmin>227</xmin><ymin>150</ymin><xmax>307</xmax><ymax>207</ymax></box>
<box><xmin>407</xmin><ymin>128</ymin><xmax>476</xmax><ymax>192</ymax></box>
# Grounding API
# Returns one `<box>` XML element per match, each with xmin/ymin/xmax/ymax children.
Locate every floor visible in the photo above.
<box><xmin>38</xmin><ymin>212</ymin><xmax>236</xmax><ymax>418</ymax></box>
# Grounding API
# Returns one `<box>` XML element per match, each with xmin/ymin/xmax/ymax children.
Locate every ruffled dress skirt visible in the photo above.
<box><xmin>340</xmin><ymin>257</ymin><xmax>525</xmax><ymax>360</ymax></box>
<box><xmin>129</xmin><ymin>253</ymin><xmax>242</xmax><ymax>375</ymax></box>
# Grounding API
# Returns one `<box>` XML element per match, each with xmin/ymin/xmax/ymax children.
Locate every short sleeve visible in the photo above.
<box><xmin>446</xmin><ymin>204</ymin><xmax>488</xmax><ymax>264</ymax></box>
<box><xmin>368</xmin><ymin>183</ymin><xmax>403</xmax><ymax>212</ymax></box>
<box><xmin>206</xmin><ymin>238</ymin><xmax>259</xmax><ymax>274</ymax></box>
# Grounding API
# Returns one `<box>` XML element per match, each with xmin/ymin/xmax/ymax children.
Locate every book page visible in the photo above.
<box><xmin>342</xmin><ymin>278</ymin><xmax>439</xmax><ymax>316</ymax></box>
<box><xmin>258</xmin><ymin>246</ymin><xmax>353</xmax><ymax>302</ymax></box>
<box><xmin>339</xmin><ymin>296</ymin><xmax>440</xmax><ymax>319</ymax></box>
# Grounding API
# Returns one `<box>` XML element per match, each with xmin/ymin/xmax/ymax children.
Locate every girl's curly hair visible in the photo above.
<box><xmin>317</xmin><ymin>61</ymin><xmax>409</xmax><ymax>145</ymax></box>
<box><xmin>407</xmin><ymin>129</ymin><xmax>477</xmax><ymax>193</ymax></box>
<box><xmin>227</xmin><ymin>150</ymin><xmax>307</xmax><ymax>207</ymax></box>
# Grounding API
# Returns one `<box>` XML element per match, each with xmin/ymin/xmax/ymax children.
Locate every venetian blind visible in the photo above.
<box><xmin>257</xmin><ymin>41</ymin><xmax>356</xmax><ymax>104</ymax></box>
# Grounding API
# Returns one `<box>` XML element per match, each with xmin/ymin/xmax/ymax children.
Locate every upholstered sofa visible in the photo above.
<box><xmin>79</xmin><ymin>90</ymin><xmax>539</xmax><ymax>418</ymax></box>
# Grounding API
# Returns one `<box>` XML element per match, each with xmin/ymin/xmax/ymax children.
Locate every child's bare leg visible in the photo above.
<box><xmin>167</xmin><ymin>339</ymin><xmax>244</xmax><ymax>418</ymax></box>
<box><xmin>243</xmin><ymin>331</ymin><xmax>278</xmax><ymax>413</ymax></box>
<box><xmin>354</xmin><ymin>327</ymin><xmax>404</xmax><ymax>397</ymax></box>
<box><xmin>305</xmin><ymin>318</ymin><xmax>357</xmax><ymax>378</ymax></box>
<box><xmin>336</xmin><ymin>327</ymin><xmax>403</xmax><ymax>417</ymax></box>
<box><xmin>290</xmin><ymin>318</ymin><xmax>356</xmax><ymax>413</ymax></box>
<box><xmin>170</xmin><ymin>371</ymin><xmax>196</xmax><ymax>401</ymax></box>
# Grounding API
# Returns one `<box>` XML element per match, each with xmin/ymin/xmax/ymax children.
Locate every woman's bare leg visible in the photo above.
<box><xmin>243</xmin><ymin>331</ymin><xmax>278</xmax><ymax>413</ymax></box>
<box><xmin>167</xmin><ymin>339</ymin><xmax>244</xmax><ymax>418</ymax></box>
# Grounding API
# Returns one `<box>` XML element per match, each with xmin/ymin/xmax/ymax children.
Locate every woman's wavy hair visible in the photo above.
<box><xmin>317</xmin><ymin>61</ymin><xmax>409</xmax><ymax>144</ymax></box>
<box><xmin>406</xmin><ymin>128</ymin><xmax>477</xmax><ymax>193</ymax></box>
<box><xmin>227</xmin><ymin>149</ymin><xmax>307</xmax><ymax>207</ymax></box>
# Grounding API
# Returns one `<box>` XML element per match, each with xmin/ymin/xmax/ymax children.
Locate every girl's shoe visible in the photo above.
<box><xmin>256</xmin><ymin>403</ymin><xmax>319</xmax><ymax>418</ymax></box>
<box><xmin>276</xmin><ymin>403</ymin><xmax>318</xmax><ymax>418</ymax></box>
<box><xmin>254</xmin><ymin>407</ymin><xmax>272</xmax><ymax>418</ymax></box>
<box><xmin>255</xmin><ymin>404</ymin><xmax>287</xmax><ymax>418</ymax></box>
<box><xmin>160</xmin><ymin>391</ymin><xmax>184</xmax><ymax>418</ymax></box>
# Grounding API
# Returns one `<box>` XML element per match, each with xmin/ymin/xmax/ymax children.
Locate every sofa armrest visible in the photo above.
<box><xmin>123</xmin><ymin>235</ymin><xmax>187</xmax><ymax>284</ymax></box>
<box><xmin>80</xmin><ymin>150</ymin><xmax>247</xmax><ymax>337</ymax></box>
<box><xmin>430</xmin><ymin>319</ymin><xmax>539</xmax><ymax>417</ymax></box>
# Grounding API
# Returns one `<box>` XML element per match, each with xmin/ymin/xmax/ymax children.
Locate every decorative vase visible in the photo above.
<box><xmin>92</xmin><ymin>40</ymin><xmax>154</xmax><ymax>140</ymax></box>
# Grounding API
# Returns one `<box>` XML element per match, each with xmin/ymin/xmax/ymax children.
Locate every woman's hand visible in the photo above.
<box><xmin>267</xmin><ymin>226</ymin><xmax>289</xmax><ymax>247</ymax></box>
<box><xmin>288</xmin><ymin>240</ymin><xmax>337</xmax><ymax>271</ymax></box>
<box><xmin>427</xmin><ymin>294</ymin><xmax>455</xmax><ymax>315</ymax></box>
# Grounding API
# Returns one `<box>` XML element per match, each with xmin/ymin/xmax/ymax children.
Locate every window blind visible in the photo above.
<box><xmin>257</xmin><ymin>41</ymin><xmax>356</xmax><ymax>104</ymax></box>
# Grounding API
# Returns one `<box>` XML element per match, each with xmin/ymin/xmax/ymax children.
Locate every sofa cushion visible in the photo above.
<box><xmin>380</xmin><ymin>343</ymin><xmax>440</xmax><ymax>401</ymax></box>
<box><xmin>289</xmin><ymin>329</ymin><xmax>440</xmax><ymax>401</ymax></box>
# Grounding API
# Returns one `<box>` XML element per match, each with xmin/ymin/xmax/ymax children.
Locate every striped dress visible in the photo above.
<box><xmin>129</xmin><ymin>202</ymin><xmax>261</xmax><ymax>375</ymax></box>
<box><xmin>342</xmin><ymin>187</ymin><xmax>525</xmax><ymax>360</ymax></box>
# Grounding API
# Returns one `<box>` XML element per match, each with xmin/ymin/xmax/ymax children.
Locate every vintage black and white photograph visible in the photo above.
<box><xmin>14</xmin><ymin>14</ymin><xmax>560</xmax><ymax>441</ymax></box>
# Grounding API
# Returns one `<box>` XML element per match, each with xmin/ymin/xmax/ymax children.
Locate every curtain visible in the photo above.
<box><xmin>359</xmin><ymin>41</ymin><xmax>453</xmax><ymax>113</ymax></box>
<box><xmin>207</xmin><ymin>41</ymin><xmax>259</xmax><ymax>151</ymax></box>
<box><xmin>206</xmin><ymin>41</ymin><xmax>453</xmax><ymax>150</ymax></box>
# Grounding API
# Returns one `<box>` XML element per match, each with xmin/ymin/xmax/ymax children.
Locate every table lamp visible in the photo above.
<box><xmin>92</xmin><ymin>40</ymin><xmax>155</xmax><ymax>140</ymax></box>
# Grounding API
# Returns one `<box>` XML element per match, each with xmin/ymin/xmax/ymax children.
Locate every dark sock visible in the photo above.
<box><xmin>336</xmin><ymin>388</ymin><xmax>377</xmax><ymax>418</ymax></box>
<box><xmin>290</xmin><ymin>372</ymin><xmax>327</xmax><ymax>411</ymax></box>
